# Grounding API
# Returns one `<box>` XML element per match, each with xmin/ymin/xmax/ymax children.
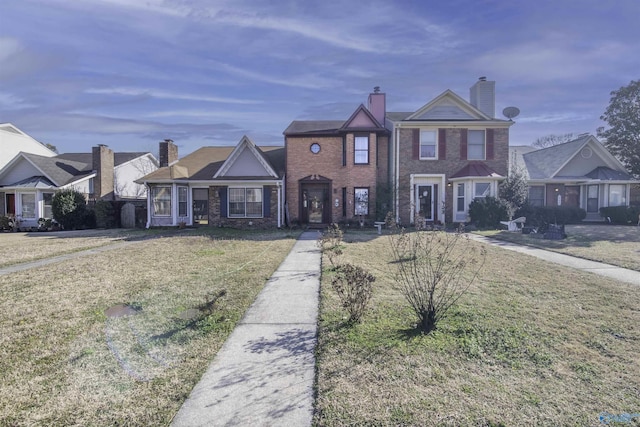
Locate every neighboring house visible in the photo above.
<box><xmin>283</xmin><ymin>90</ymin><xmax>390</xmax><ymax>226</ymax></box>
<box><xmin>0</xmin><ymin>123</ymin><xmax>56</xmax><ymax>170</ymax></box>
<box><xmin>386</xmin><ymin>78</ymin><xmax>513</xmax><ymax>224</ymax></box>
<box><xmin>0</xmin><ymin>145</ymin><xmax>158</xmax><ymax>228</ymax></box>
<box><xmin>511</xmin><ymin>134</ymin><xmax>640</xmax><ymax>221</ymax></box>
<box><xmin>137</xmin><ymin>137</ymin><xmax>285</xmax><ymax>228</ymax></box>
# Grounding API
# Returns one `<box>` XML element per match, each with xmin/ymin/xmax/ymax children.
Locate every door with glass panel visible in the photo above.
<box><xmin>192</xmin><ymin>188</ymin><xmax>208</xmax><ymax>225</ymax></box>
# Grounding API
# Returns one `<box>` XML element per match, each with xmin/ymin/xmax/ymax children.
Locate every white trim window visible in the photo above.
<box><xmin>354</xmin><ymin>136</ymin><xmax>369</xmax><ymax>164</ymax></box>
<box><xmin>468</xmin><ymin>130</ymin><xmax>486</xmax><ymax>160</ymax></box>
<box><xmin>456</xmin><ymin>183</ymin><xmax>465</xmax><ymax>213</ymax></box>
<box><xmin>229</xmin><ymin>187</ymin><xmax>262</xmax><ymax>218</ymax></box>
<box><xmin>608</xmin><ymin>184</ymin><xmax>626</xmax><ymax>206</ymax></box>
<box><xmin>420</xmin><ymin>130</ymin><xmax>437</xmax><ymax>159</ymax></box>
<box><xmin>152</xmin><ymin>186</ymin><xmax>172</xmax><ymax>216</ymax></box>
<box><xmin>474</xmin><ymin>182</ymin><xmax>491</xmax><ymax>199</ymax></box>
<box><xmin>178</xmin><ymin>186</ymin><xmax>188</xmax><ymax>217</ymax></box>
<box><xmin>354</xmin><ymin>187</ymin><xmax>369</xmax><ymax>215</ymax></box>
<box><xmin>43</xmin><ymin>192</ymin><xmax>54</xmax><ymax>218</ymax></box>
<box><xmin>21</xmin><ymin>193</ymin><xmax>36</xmax><ymax>218</ymax></box>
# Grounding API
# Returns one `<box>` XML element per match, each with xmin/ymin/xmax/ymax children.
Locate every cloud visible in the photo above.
<box><xmin>85</xmin><ymin>87</ymin><xmax>264</xmax><ymax>104</ymax></box>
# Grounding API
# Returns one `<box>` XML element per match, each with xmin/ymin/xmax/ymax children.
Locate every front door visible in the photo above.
<box><xmin>6</xmin><ymin>194</ymin><xmax>15</xmax><ymax>216</ymax></box>
<box><xmin>565</xmin><ymin>186</ymin><xmax>580</xmax><ymax>207</ymax></box>
<box><xmin>192</xmin><ymin>188</ymin><xmax>208</xmax><ymax>225</ymax></box>
<box><xmin>301</xmin><ymin>184</ymin><xmax>329</xmax><ymax>224</ymax></box>
<box><xmin>417</xmin><ymin>185</ymin><xmax>434</xmax><ymax>221</ymax></box>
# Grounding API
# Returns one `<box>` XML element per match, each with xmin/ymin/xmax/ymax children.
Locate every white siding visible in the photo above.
<box><xmin>0</xmin><ymin>125</ymin><xmax>56</xmax><ymax>170</ymax></box>
<box><xmin>114</xmin><ymin>155</ymin><xmax>157</xmax><ymax>199</ymax></box>
<box><xmin>225</xmin><ymin>148</ymin><xmax>270</xmax><ymax>177</ymax></box>
<box><xmin>0</xmin><ymin>157</ymin><xmax>42</xmax><ymax>185</ymax></box>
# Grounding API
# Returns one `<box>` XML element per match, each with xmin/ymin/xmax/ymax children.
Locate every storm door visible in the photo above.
<box><xmin>416</xmin><ymin>185</ymin><xmax>435</xmax><ymax>221</ymax></box>
<box><xmin>192</xmin><ymin>188</ymin><xmax>208</xmax><ymax>225</ymax></box>
<box><xmin>301</xmin><ymin>184</ymin><xmax>330</xmax><ymax>224</ymax></box>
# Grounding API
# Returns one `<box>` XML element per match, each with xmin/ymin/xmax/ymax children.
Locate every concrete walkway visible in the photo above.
<box><xmin>171</xmin><ymin>231</ymin><xmax>321</xmax><ymax>427</ymax></box>
<box><xmin>468</xmin><ymin>234</ymin><xmax>640</xmax><ymax>286</ymax></box>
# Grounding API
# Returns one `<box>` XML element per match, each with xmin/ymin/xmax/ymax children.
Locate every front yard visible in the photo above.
<box><xmin>315</xmin><ymin>230</ymin><xmax>640</xmax><ymax>426</ymax></box>
<box><xmin>477</xmin><ymin>224</ymin><xmax>640</xmax><ymax>271</ymax></box>
<box><xmin>0</xmin><ymin>229</ymin><xmax>298</xmax><ymax>426</ymax></box>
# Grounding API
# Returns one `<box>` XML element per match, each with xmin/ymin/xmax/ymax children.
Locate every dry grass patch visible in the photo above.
<box><xmin>477</xmin><ymin>224</ymin><xmax>640</xmax><ymax>271</ymax></box>
<box><xmin>315</xmin><ymin>230</ymin><xmax>640</xmax><ymax>426</ymax></box>
<box><xmin>0</xmin><ymin>229</ymin><xmax>145</xmax><ymax>268</ymax></box>
<box><xmin>0</xmin><ymin>229</ymin><xmax>298</xmax><ymax>426</ymax></box>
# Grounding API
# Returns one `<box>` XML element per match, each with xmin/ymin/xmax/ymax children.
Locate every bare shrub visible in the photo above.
<box><xmin>331</xmin><ymin>263</ymin><xmax>375</xmax><ymax>323</ymax></box>
<box><xmin>318</xmin><ymin>223</ymin><xmax>344</xmax><ymax>267</ymax></box>
<box><xmin>388</xmin><ymin>226</ymin><xmax>486</xmax><ymax>334</ymax></box>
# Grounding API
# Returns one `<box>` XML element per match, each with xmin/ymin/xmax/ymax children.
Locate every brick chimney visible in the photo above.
<box><xmin>367</xmin><ymin>86</ymin><xmax>386</xmax><ymax>127</ymax></box>
<box><xmin>159</xmin><ymin>139</ymin><xmax>178</xmax><ymax>167</ymax></box>
<box><xmin>470</xmin><ymin>77</ymin><xmax>495</xmax><ymax>118</ymax></box>
<box><xmin>92</xmin><ymin>144</ymin><xmax>114</xmax><ymax>200</ymax></box>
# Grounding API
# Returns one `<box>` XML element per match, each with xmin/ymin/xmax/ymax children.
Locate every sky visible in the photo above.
<box><xmin>1</xmin><ymin>0</ymin><xmax>639</xmax><ymax>157</ymax></box>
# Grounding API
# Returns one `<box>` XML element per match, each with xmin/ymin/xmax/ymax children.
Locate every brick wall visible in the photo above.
<box><xmin>0</xmin><ymin>192</ymin><xmax>5</xmax><ymax>216</ymax></box>
<box><xmin>286</xmin><ymin>133</ymin><xmax>387</xmax><ymax>223</ymax></box>
<box><xmin>397</xmin><ymin>127</ymin><xmax>509</xmax><ymax>224</ymax></box>
<box><xmin>159</xmin><ymin>140</ymin><xmax>178</xmax><ymax>167</ymax></box>
<box><xmin>92</xmin><ymin>145</ymin><xmax>114</xmax><ymax>200</ymax></box>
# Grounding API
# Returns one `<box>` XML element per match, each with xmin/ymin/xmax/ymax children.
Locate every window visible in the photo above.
<box><xmin>528</xmin><ymin>186</ymin><xmax>544</xmax><ymax>207</ymax></box>
<box><xmin>474</xmin><ymin>182</ymin><xmax>490</xmax><ymax>199</ymax></box>
<box><xmin>468</xmin><ymin>130</ymin><xmax>485</xmax><ymax>160</ymax></box>
<box><xmin>420</xmin><ymin>130</ymin><xmax>437</xmax><ymax>159</ymax></box>
<box><xmin>354</xmin><ymin>136</ymin><xmax>369</xmax><ymax>164</ymax></box>
<box><xmin>43</xmin><ymin>193</ymin><xmax>54</xmax><ymax>218</ymax></box>
<box><xmin>152</xmin><ymin>186</ymin><xmax>171</xmax><ymax>216</ymax></box>
<box><xmin>587</xmin><ymin>185</ymin><xmax>599</xmax><ymax>212</ymax></box>
<box><xmin>21</xmin><ymin>194</ymin><xmax>36</xmax><ymax>218</ymax></box>
<box><xmin>229</xmin><ymin>188</ymin><xmax>262</xmax><ymax>218</ymax></box>
<box><xmin>178</xmin><ymin>186</ymin><xmax>188</xmax><ymax>217</ymax></box>
<box><xmin>354</xmin><ymin>188</ymin><xmax>369</xmax><ymax>215</ymax></box>
<box><xmin>608</xmin><ymin>184</ymin><xmax>626</xmax><ymax>206</ymax></box>
<box><xmin>456</xmin><ymin>184</ymin><xmax>465</xmax><ymax>212</ymax></box>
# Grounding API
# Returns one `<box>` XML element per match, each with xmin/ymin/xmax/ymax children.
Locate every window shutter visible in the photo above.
<box><xmin>219</xmin><ymin>187</ymin><xmax>227</xmax><ymax>217</ymax></box>
<box><xmin>263</xmin><ymin>187</ymin><xmax>271</xmax><ymax>217</ymax></box>
<box><xmin>438</xmin><ymin>128</ymin><xmax>446</xmax><ymax>160</ymax></box>
<box><xmin>486</xmin><ymin>129</ymin><xmax>494</xmax><ymax>160</ymax></box>
<box><xmin>412</xmin><ymin>129</ymin><xmax>420</xmax><ymax>159</ymax></box>
<box><xmin>460</xmin><ymin>129</ymin><xmax>468</xmax><ymax>160</ymax></box>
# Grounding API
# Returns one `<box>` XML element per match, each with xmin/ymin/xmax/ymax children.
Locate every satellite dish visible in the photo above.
<box><xmin>502</xmin><ymin>106</ymin><xmax>520</xmax><ymax>121</ymax></box>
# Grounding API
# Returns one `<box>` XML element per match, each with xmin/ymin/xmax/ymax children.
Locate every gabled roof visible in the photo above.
<box><xmin>283</xmin><ymin>120</ymin><xmax>345</xmax><ymax>135</ymax></box>
<box><xmin>586</xmin><ymin>166</ymin><xmax>633</xmax><ymax>181</ymax></box>
<box><xmin>0</xmin><ymin>150</ymin><xmax>154</xmax><ymax>188</ymax></box>
<box><xmin>139</xmin><ymin>142</ymin><xmax>285</xmax><ymax>183</ymax></box>
<box><xmin>3</xmin><ymin>176</ymin><xmax>56</xmax><ymax>189</ymax></box>
<box><xmin>214</xmin><ymin>136</ymin><xmax>279</xmax><ymax>179</ymax></box>
<box><xmin>450</xmin><ymin>162</ymin><xmax>503</xmax><ymax>179</ymax></box>
<box><xmin>341</xmin><ymin>104</ymin><xmax>384</xmax><ymax>130</ymax></box>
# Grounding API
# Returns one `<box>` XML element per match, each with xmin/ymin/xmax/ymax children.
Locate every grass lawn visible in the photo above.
<box><xmin>0</xmin><ymin>228</ymin><xmax>298</xmax><ymax>426</ymax></box>
<box><xmin>476</xmin><ymin>224</ymin><xmax>640</xmax><ymax>272</ymax></box>
<box><xmin>314</xmin><ymin>230</ymin><xmax>640</xmax><ymax>426</ymax></box>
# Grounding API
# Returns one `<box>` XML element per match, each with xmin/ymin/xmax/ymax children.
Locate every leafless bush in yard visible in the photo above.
<box><xmin>318</xmin><ymin>223</ymin><xmax>344</xmax><ymax>267</ymax></box>
<box><xmin>389</xmin><ymin>226</ymin><xmax>486</xmax><ymax>334</ymax></box>
<box><xmin>331</xmin><ymin>263</ymin><xmax>375</xmax><ymax>323</ymax></box>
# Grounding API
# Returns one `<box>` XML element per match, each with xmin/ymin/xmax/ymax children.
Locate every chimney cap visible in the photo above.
<box><xmin>373</xmin><ymin>86</ymin><xmax>380</xmax><ymax>93</ymax></box>
<box><xmin>478</xmin><ymin>76</ymin><xmax>487</xmax><ymax>81</ymax></box>
<box><xmin>163</xmin><ymin>138</ymin><xmax>173</xmax><ymax>143</ymax></box>
<box><xmin>97</xmin><ymin>143</ymin><xmax>108</xmax><ymax>147</ymax></box>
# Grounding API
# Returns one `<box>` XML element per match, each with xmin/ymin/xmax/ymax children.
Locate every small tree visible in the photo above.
<box><xmin>331</xmin><ymin>263</ymin><xmax>375</xmax><ymax>323</ymax></box>
<box><xmin>499</xmin><ymin>162</ymin><xmax>529</xmax><ymax>220</ymax></box>
<box><xmin>388</xmin><ymin>227</ymin><xmax>486</xmax><ymax>334</ymax></box>
<box><xmin>52</xmin><ymin>189</ymin><xmax>87</xmax><ymax>230</ymax></box>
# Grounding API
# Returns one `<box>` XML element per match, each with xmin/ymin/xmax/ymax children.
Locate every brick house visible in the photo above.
<box><xmin>284</xmin><ymin>91</ymin><xmax>390</xmax><ymax>226</ymax></box>
<box><xmin>138</xmin><ymin>136</ymin><xmax>285</xmax><ymax>228</ymax></box>
<box><xmin>387</xmin><ymin>78</ymin><xmax>514</xmax><ymax>225</ymax></box>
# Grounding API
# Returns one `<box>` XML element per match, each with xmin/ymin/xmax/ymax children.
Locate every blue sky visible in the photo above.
<box><xmin>1</xmin><ymin>0</ymin><xmax>639</xmax><ymax>156</ymax></box>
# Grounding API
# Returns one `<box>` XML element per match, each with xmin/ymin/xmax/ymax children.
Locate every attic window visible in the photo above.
<box><xmin>581</xmin><ymin>147</ymin><xmax>593</xmax><ymax>159</ymax></box>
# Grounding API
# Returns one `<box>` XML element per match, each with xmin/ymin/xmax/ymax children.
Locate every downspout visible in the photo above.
<box><xmin>144</xmin><ymin>182</ymin><xmax>151</xmax><ymax>228</ymax></box>
<box><xmin>277</xmin><ymin>179</ymin><xmax>282</xmax><ymax>228</ymax></box>
<box><xmin>395</xmin><ymin>126</ymin><xmax>400</xmax><ymax>223</ymax></box>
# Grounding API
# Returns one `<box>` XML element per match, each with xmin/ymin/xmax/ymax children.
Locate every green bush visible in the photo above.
<box><xmin>515</xmin><ymin>204</ymin><xmax>586</xmax><ymax>227</ymax></box>
<box><xmin>599</xmin><ymin>205</ymin><xmax>640</xmax><ymax>224</ymax></box>
<box><xmin>51</xmin><ymin>189</ymin><xmax>88</xmax><ymax>230</ymax></box>
<box><xmin>468</xmin><ymin>197</ymin><xmax>509</xmax><ymax>229</ymax></box>
<box><xmin>0</xmin><ymin>216</ymin><xmax>11</xmax><ymax>230</ymax></box>
<box><xmin>94</xmin><ymin>200</ymin><xmax>116</xmax><ymax>228</ymax></box>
